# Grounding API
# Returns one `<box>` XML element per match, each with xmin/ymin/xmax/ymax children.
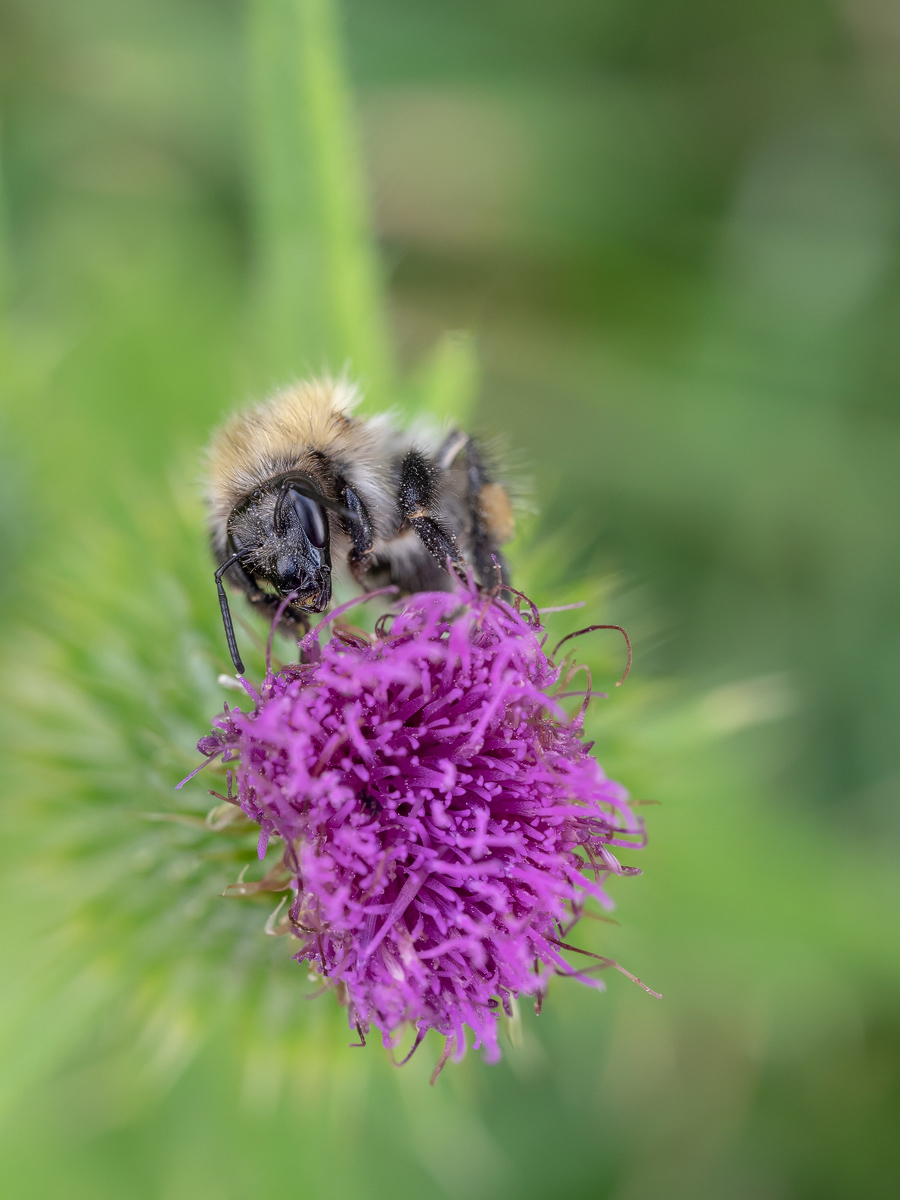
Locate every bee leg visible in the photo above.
<box><xmin>340</xmin><ymin>484</ymin><xmax>376</xmax><ymax>586</ymax></box>
<box><xmin>398</xmin><ymin>449</ymin><xmax>466</xmax><ymax>578</ymax></box>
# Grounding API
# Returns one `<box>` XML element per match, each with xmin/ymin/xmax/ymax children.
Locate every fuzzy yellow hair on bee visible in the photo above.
<box><xmin>204</xmin><ymin>378</ymin><xmax>515</xmax><ymax>672</ymax></box>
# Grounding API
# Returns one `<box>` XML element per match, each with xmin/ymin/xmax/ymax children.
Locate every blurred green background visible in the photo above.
<box><xmin>1</xmin><ymin>1</ymin><xmax>899</xmax><ymax>1197</ymax></box>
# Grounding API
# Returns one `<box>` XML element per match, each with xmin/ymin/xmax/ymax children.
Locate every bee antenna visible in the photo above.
<box><xmin>215</xmin><ymin>552</ymin><xmax>249</xmax><ymax>674</ymax></box>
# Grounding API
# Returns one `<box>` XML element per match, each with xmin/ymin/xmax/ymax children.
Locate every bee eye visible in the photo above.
<box><xmin>283</xmin><ymin>487</ymin><xmax>328</xmax><ymax>547</ymax></box>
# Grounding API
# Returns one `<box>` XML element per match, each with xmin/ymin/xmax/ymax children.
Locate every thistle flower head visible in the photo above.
<box><xmin>202</xmin><ymin>583</ymin><xmax>646</xmax><ymax>1065</ymax></box>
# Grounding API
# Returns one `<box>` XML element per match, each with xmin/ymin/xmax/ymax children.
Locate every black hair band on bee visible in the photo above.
<box><xmin>215</xmin><ymin>551</ymin><xmax>250</xmax><ymax>674</ymax></box>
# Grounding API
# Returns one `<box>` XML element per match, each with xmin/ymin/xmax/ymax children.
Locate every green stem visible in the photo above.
<box><xmin>248</xmin><ymin>0</ymin><xmax>391</xmax><ymax>403</ymax></box>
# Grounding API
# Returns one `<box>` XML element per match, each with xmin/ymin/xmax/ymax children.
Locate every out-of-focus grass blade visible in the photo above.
<box><xmin>248</xmin><ymin>0</ymin><xmax>391</xmax><ymax>402</ymax></box>
<box><xmin>402</xmin><ymin>329</ymin><xmax>481</xmax><ymax>427</ymax></box>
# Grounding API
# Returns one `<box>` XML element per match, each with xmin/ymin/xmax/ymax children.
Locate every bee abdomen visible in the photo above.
<box><xmin>479</xmin><ymin>482</ymin><xmax>515</xmax><ymax>545</ymax></box>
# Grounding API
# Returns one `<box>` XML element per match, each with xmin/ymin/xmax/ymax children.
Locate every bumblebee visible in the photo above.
<box><xmin>205</xmin><ymin>378</ymin><xmax>515</xmax><ymax>672</ymax></box>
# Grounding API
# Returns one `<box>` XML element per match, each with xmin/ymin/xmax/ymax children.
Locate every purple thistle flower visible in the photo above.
<box><xmin>200</xmin><ymin>583</ymin><xmax>650</xmax><ymax>1068</ymax></box>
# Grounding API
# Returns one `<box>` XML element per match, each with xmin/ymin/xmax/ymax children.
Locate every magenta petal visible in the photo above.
<box><xmin>201</xmin><ymin>582</ymin><xmax>644</xmax><ymax>1061</ymax></box>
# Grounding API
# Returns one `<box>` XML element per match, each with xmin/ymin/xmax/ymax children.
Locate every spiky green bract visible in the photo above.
<box><xmin>0</xmin><ymin>487</ymin><xmax>343</xmax><ymax>1115</ymax></box>
<box><xmin>0</xmin><ymin>484</ymin><xmax>655</xmax><ymax>1111</ymax></box>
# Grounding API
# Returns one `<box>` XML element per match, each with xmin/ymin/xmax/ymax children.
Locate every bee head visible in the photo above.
<box><xmin>227</xmin><ymin>473</ymin><xmax>349</xmax><ymax>614</ymax></box>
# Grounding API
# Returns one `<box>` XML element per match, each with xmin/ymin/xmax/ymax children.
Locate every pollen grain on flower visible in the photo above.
<box><xmin>201</xmin><ymin>583</ymin><xmax>645</xmax><ymax>1065</ymax></box>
